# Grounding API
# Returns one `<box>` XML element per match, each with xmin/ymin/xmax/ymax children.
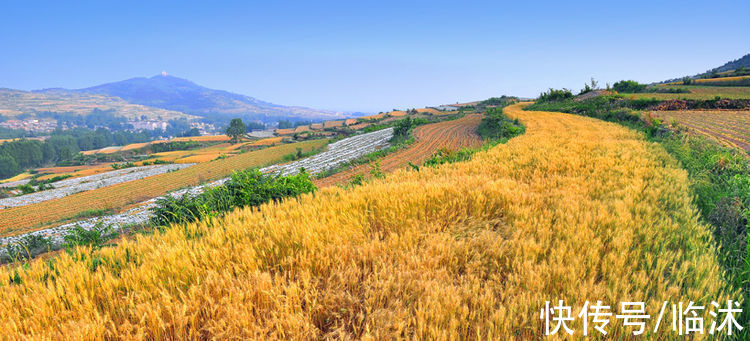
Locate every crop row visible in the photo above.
<box><xmin>315</xmin><ymin>114</ymin><xmax>483</xmax><ymax>187</ymax></box>
<box><xmin>651</xmin><ymin>110</ymin><xmax>750</xmax><ymax>153</ymax></box>
<box><xmin>0</xmin><ymin>103</ymin><xmax>729</xmax><ymax>338</ymax></box>
<box><xmin>0</xmin><ymin>139</ymin><xmax>328</xmax><ymax>236</ymax></box>
<box><xmin>264</xmin><ymin>128</ymin><xmax>394</xmax><ymax>176</ymax></box>
<box><xmin>0</xmin><ymin>164</ymin><xmax>194</xmax><ymax>209</ymax></box>
<box><xmin>0</xmin><ymin>129</ymin><xmax>398</xmax><ymax>249</ymax></box>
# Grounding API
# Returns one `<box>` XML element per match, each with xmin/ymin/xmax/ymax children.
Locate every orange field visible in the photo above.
<box><xmin>294</xmin><ymin>125</ymin><xmax>310</xmax><ymax>133</ymax></box>
<box><xmin>145</xmin><ymin>138</ymin><xmax>287</xmax><ymax>164</ymax></box>
<box><xmin>347</xmin><ymin>123</ymin><xmax>370</xmax><ymax>130</ymax></box>
<box><xmin>693</xmin><ymin>75</ymin><xmax>750</xmax><ymax>84</ymax></box>
<box><xmin>83</xmin><ymin>135</ymin><xmax>233</xmax><ymax>155</ymax></box>
<box><xmin>175</xmin><ymin>154</ymin><xmax>223</xmax><ymax>163</ymax></box>
<box><xmin>0</xmin><ymin>139</ymin><xmax>328</xmax><ymax>236</ymax></box>
<box><xmin>416</xmin><ymin>108</ymin><xmax>440</xmax><ymax>115</ymax></box>
<box><xmin>388</xmin><ymin>110</ymin><xmax>407</xmax><ymax>117</ymax></box>
<box><xmin>651</xmin><ymin>110</ymin><xmax>750</xmax><ymax>152</ymax></box>
<box><xmin>315</xmin><ymin>114</ymin><xmax>483</xmax><ymax>187</ymax></box>
<box><xmin>34</xmin><ymin>164</ymin><xmax>118</xmax><ymax>181</ymax></box>
<box><xmin>0</xmin><ymin>173</ymin><xmax>32</xmax><ymax>183</ymax></box>
<box><xmin>247</xmin><ymin>136</ymin><xmax>285</xmax><ymax>146</ymax></box>
<box><xmin>36</xmin><ymin>164</ymin><xmax>110</xmax><ymax>175</ymax></box>
<box><xmin>275</xmin><ymin>128</ymin><xmax>294</xmax><ymax>135</ymax></box>
<box><xmin>119</xmin><ymin>142</ymin><xmax>151</xmax><ymax>152</ymax></box>
<box><xmin>360</xmin><ymin>113</ymin><xmax>386</xmax><ymax>120</ymax></box>
<box><xmin>170</xmin><ymin>135</ymin><xmax>230</xmax><ymax>142</ymax></box>
<box><xmin>323</xmin><ymin>120</ymin><xmax>345</xmax><ymax>128</ymax></box>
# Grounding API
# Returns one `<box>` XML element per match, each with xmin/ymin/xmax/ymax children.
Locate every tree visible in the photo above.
<box><xmin>393</xmin><ymin>116</ymin><xmax>413</xmax><ymax>141</ymax></box>
<box><xmin>0</xmin><ymin>154</ymin><xmax>19</xmax><ymax>179</ymax></box>
<box><xmin>612</xmin><ymin>80</ymin><xmax>647</xmax><ymax>93</ymax></box>
<box><xmin>226</xmin><ymin>118</ymin><xmax>246</xmax><ymax>144</ymax></box>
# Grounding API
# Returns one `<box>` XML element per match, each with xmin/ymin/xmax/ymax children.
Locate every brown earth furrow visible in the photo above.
<box><xmin>314</xmin><ymin>114</ymin><xmax>483</xmax><ymax>187</ymax></box>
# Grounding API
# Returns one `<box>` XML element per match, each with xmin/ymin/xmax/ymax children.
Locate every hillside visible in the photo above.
<box><xmin>41</xmin><ymin>74</ymin><xmax>351</xmax><ymax>123</ymax></box>
<box><xmin>663</xmin><ymin>52</ymin><xmax>750</xmax><ymax>82</ymax></box>
<box><xmin>0</xmin><ymin>103</ymin><xmax>730</xmax><ymax>338</ymax></box>
<box><xmin>712</xmin><ymin>53</ymin><xmax>750</xmax><ymax>73</ymax></box>
<box><xmin>0</xmin><ymin>88</ymin><xmax>195</xmax><ymax>121</ymax></box>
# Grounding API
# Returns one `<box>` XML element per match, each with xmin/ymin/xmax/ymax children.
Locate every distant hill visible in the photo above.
<box><xmin>662</xmin><ymin>53</ymin><xmax>750</xmax><ymax>83</ymax></box>
<box><xmin>710</xmin><ymin>53</ymin><xmax>750</xmax><ymax>73</ymax></box>
<box><xmin>38</xmin><ymin>74</ymin><xmax>351</xmax><ymax>123</ymax></box>
<box><xmin>0</xmin><ymin>88</ymin><xmax>196</xmax><ymax>121</ymax></box>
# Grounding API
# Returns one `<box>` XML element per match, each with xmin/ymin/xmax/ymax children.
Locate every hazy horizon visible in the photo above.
<box><xmin>1</xmin><ymin>0</ymin><xmax>748</xmax><ymax>112</ymax></box>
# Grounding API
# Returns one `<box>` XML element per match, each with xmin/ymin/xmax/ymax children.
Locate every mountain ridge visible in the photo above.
<box><xmin>35</xmin><ymin>74</ymin><xmax>354</xmax><ymax>123</ymax></box>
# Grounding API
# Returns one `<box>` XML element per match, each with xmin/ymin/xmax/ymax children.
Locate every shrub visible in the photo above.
<box><xmin>392</xmin><ymin>117</ymin><xmax>413</xmax><ymax>143</ymax></box>
<box><xmin>476</xmin><ymin>106</ymin><xmax>524</xmax><ymax>140</ymax></box>
<box><xmin>62</xmin><ymin>223</ymin><xmax>111</xmax><ymax>251</ymax></box>
<box><xmin>423</xmin><ymin>147</ymin><xmax>474</xmax><ymax>167</ymax></box>
<box><xmin>110</xmin><ymin>162</ymin><xmax>136</xmax><ymax>170</ymax></box>
<box><xmin>150</xmin><ymin>141</ymin><xmax>201</xmax><ymax>153</ymax></box>
<box><xmin>612</xmin><ymin>80</ymin><xmax>647</xmax><ymax>93</ymax></box>
<box><xmin>151</xmin><ymin>168</ymin><xmax>316</xmax><ymax>226</ymax></box>
<box><xmin>537</xmin><ymin>88</ymin><xmax>573</xmax><ymax>102</ymax></box>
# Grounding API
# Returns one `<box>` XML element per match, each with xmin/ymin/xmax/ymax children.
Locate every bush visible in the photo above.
<box><xmin>151</xmin><ymin>168</ymin><xmax>316</xmax><ymax>226</ymax></box>
<box><xmin>476</xmin><ymin>107</ymin><xmax>524</xmax><ymax>140</ymax></box>
<box><xmin>111</xmin><ymin>162</ymin><xmax>137</xmax><ymax>170</ymax></box>
<box><xmin>150</xmin><ymin>141</ymin><xmax>200</xmax><ymax>153</ymax></box>
<box><xmin>392</xmin><ymin>117</ymin><xmax>413</xmax><ymax>143</ymax></box>
<box><xmin>423</xmin><ymin>147</ymin><xmax>474</xmax><ymax>167</ymax></box>
<box><xmin>612</xmin><ymin>80</ymin><xmax>647</xmax><ymax>93</ymax></box>
<box><xmin>62</xmin><ymin>223</ymin><xmax>111</xmax><ymax>251</ymax></box>
<box><xmin>17</xmin><ymin>184</ymin><xmax>35</xmax><ymax>194</ymax></box>
<box><xmin>537</xmin><ymin>88</ymin><xmax>573</xmax><ymax>102</ymax></box>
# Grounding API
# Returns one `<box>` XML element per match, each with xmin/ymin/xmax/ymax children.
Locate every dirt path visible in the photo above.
<box><xmin>314</xmin><ymin>114</ymin><xmax>484</xmax><ymax>187</ymax></box>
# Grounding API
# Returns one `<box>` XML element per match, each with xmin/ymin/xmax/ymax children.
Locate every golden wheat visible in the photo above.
<box><xmin>0</xmin><ymin>103</ymin><xmax>732</xmax><ymax>339</ymax></box>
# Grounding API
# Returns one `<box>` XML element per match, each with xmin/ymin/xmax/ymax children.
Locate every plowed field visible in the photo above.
<box><xmin>651</xmin><ymin>110</ymin><xmax>750</xmax><ymax>153</ymax></box>
<box><xmin>315</xmin><ymin>114</ymin><xmax>483</xmax><ymax>187</ymax></box>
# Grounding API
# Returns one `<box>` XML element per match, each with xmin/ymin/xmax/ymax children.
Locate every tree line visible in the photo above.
<box><xmin>0</xmin><ymin>128</ymin><xmax>152</xmax><ymax>179</ymax></box>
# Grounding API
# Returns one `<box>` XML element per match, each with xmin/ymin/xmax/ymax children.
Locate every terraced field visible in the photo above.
<box><xmin>0</xmin><ymin>103</ymin><xmax>730</xmax><ymax>338</ymax></box>
<box><xmin>0</xmin><ymin>164</ymin><xmax>193</xmax><ymax>209</ymax></box>
<box><xmin>315</xmin><ymin>114</ymin><xmax>483</xmax><ymax>187</ymax></box>
<box><xmin>651</xmin><ymin>110</ymin><xmax>750</xmax><ymax>152</ymax></box>
<box><xmin>265</xmin><ymin>128</ymin><xmax>393</xmax><ymax>176</ymax></box>
<box><xmin>624</xmin><ymin>85</ymin><xmax>750</xmax><ymax>100</ymax></box>
<box><xmin>693</xmin><ymin>75</ymin><xmax>750</xmax><ymax>86</ymax></box>
<box><xmin>0</xmin><ymin>139</ymin><xmax>327</xmax><ymax>236</ymax></box>
<box><xmin>0</xmin><ymin>129</ymin><xmax>395</xmax><ymax>254</ymax></box>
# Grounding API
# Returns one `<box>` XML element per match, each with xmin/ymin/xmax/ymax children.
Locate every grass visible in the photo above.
<box><xmin>0</xmin><ymin>102</ymin><xmax>732</xmax><ymax>338</ymax></box>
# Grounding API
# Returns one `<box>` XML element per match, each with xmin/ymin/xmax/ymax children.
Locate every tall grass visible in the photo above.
<box><xmin>0</xmin><ymin>103</ymin><xmax>732</xmax><ymax>338</ymax></box>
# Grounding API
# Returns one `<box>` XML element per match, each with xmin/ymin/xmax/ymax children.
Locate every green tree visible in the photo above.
<box><xmin>278</xmin><ymin>119</ymin><xmax>293</xmax><ymax>129</ymax></box>
<box><xmin>0</xmin><ymin>154</ymin><xmax>19</xmax><ymax>179</ymax></box>
<box><xmin>226</xmin><ymin>118</ymin><xmax>246</xmax><ymax>144</ymax></box>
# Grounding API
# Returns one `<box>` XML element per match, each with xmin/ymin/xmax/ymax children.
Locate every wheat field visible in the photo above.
<box><xmin>0</xmin><ymin>103</ymin><xmax>732</xmax><ymax>338</ymax></box>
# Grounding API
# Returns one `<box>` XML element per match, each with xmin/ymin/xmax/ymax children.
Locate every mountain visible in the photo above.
<box><xmin>38</xmin><ymin>74</ymin><xmax>350</xmax><ymax>123</ymax></box>
<box><xmin>0</xmin><ymin>88</ymin><xmax>196</xmax><ymax>121</ymax></box>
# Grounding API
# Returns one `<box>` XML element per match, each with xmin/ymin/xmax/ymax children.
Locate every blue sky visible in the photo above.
<box><xmin>1</xmin><ymin>1</ymin><xmax>748</xmax><ymax>113</ymax></box>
